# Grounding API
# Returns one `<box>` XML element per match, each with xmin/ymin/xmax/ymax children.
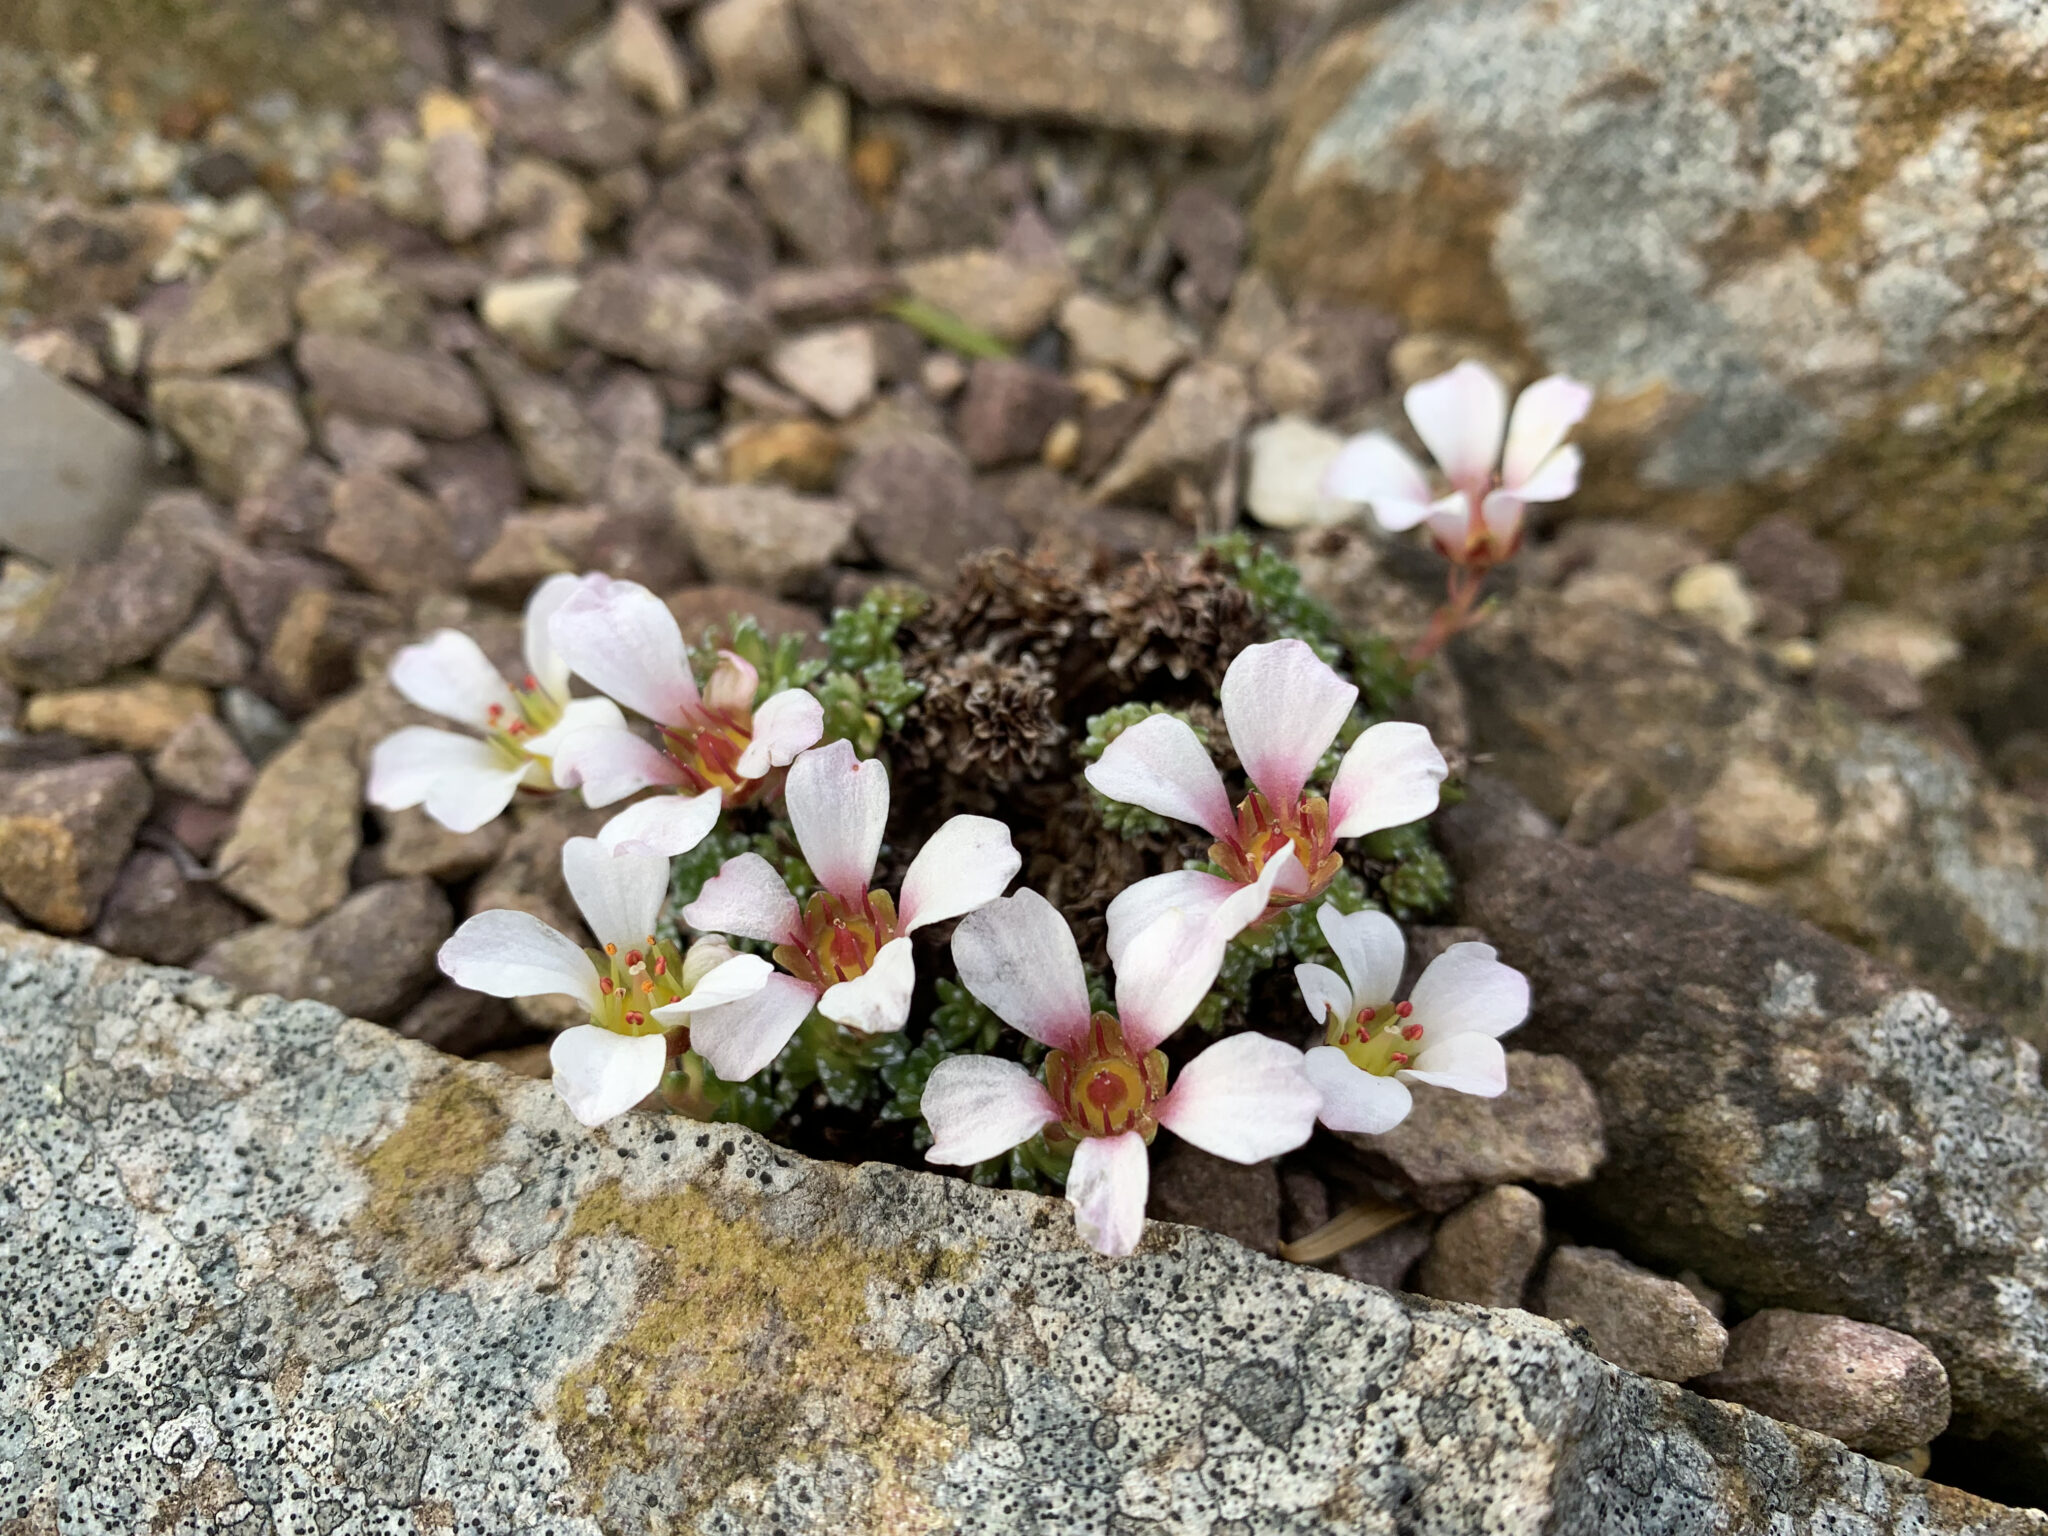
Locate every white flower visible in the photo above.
<box><xmin>368</xmin><ymin>573</ymin><xmax>629</xmax><ymax>833</ymax></box>
<box><xmin>922</xmin><ymin>888</ymin><xmax>1319</xmax><ymax>1258</ymax></box>
<box><xmin>1295</xmin><ymin>904</ymin><xmax>1528</xmax><ymax>1135</ymax></box>
<box><xmin>438</xmin><ymin>836</ymin><xmax>772</xmax><ymax>1127</ymax></box>
<box><xmin>543</xmin><ymin>574</ymin><xmax>824</xmax><ymax>838</ymax></box>
<box><xmin>677</xmin><ymin>739</ymin><xmax>1021</xmax><ymax>1081</ymax></box>
<box><xmin>1322</xmin><ymin>360</ymin><xmax>1592</xmax><ymax>564</ymax></box>
<box><xmin>1085</xmin><ymin>638</ymin><xmax>1447</xmax><ymax>963</ymax></box>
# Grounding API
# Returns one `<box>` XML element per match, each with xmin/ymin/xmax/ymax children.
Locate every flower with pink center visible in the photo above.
<box><xmin>1295</xmin><ymin>904</ymin><xmax>1529</xmax><ymax>1135</ymax></box>
<box><xmin>367</xmin><ymin>573</ymin><xmax>628</xmax><ymax>834</ymax></box>
<box><xmin>437</xmin><ymin>837</ymin><xmax>773</xmax><ymax>1127</ymax></box>
<box><xmin>921</xmin><ymin>888</ymin><xmax>1320</xmax><ymax>1257</ymax></box>
<box><xmin>542</xmin><ymin>574</ymin><xmax>824</xmax><ymax>844</ymax></box>
<box><xmin>1321</xmin><ymin>361</ymin><xmax>1592</xmax><ymax>566</ymax></box>
<box><xmin>1084</xmin><ymin>638</ymin><xmax>1448</xmax><ymax>965</ymax></box>
<box><xmin>677</xmin><ymin>739</ymin><xmax>1022</xmax><ymax>1081</ymax></box>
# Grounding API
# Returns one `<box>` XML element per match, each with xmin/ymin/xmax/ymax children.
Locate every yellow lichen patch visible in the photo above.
<box><xmin>553</xmin><ymin>1177</ymin><xmax>965</xmax><ymax>1529</ymax></box>
<box><xmin>354</xmin><ymin>1070</ymin><xmax>508</xmax><ymax>1284</ymax></box>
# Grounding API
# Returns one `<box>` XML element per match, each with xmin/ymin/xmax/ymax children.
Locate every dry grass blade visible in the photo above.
<box><xmin>1279</xmin><ymin>1198</ymin><xmax>1414</xmax><ymax>1265</ymax></box>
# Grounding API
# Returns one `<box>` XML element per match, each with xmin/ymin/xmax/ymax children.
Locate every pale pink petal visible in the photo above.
<box><xmin>1401</xmin><ymin>1031</ymin><xmax>1508</xmax><ymax>1097</ymax></box>
<box><xmin>1082</xmin><ymin>713</ymin><xmax>1236</xmax><ymax>842</ymax></box>
<box><xmin>950</xmin><ymin>889</ymin><xmax>1092</xmax><ymax>1054</ymax></box>
<box><xmin>704</xmin><ymin>650</ymin><xmax>760</xmax><ymax>714</ymax></box>
<box><xmin>439</xmin><ymin>908</ymin><xmax>600</xmax><ymax>1011</ymax></box>
<box><xmin>817</xmin><ymin>936</ymin><xmax>917</xmax><ymax>1034</ymax></box>
<box><xmin>1317</xmin><ymin>905</ymin><xmax>1404</xmax><ymax>1011</ymax></box>
<box><xmin>369</xmin><ymin>727</ymin><xmax>500</xmax><ymax>811</ymax></box>
<box><xmin>1477</xmin><ymin>490</ymin><xmax>1526</xmax><ymax>552</ymax></box>
<box><xmin>1327</xmin><ymin>722</ymin><xmax>1448</xmax><ymax>841</ymax></box>
<box><xmin>1155</xmin><ymin>1032</ymin><xmax>1319</xmax><ymax>1163</ymax></box>
<box><xmin>1066</xmin><ymin>1130</ymin><xmax>1150</xmax><ymax>1257</ymax></box>
<box><xmin>1219</xmin><ymin>639</ymin><xmax>1358</xmax><ymax>808</ymax></box>
<box><xmin>1321</xmin><ymin>432</ymin><xmax>1435</xmax><ymax>531</ymax></box>
<box><xmin>1112</xmin><ymin>847</ymin><xmax>1297</xmax><ymax>1054</ymax></box>
<box><xmin>548</xmin><ymin>575</ymin><xmax>701</xmax><ymax>727</ymax></box>
<box><xmin>1509</xmin><ymin>445</ymin><xmax>1579</xmax><ymax>504</ymax></box>
<box><xmin>389</xmin><ymin>631</ymin><xmax>518</xmax><ymax>729</ymax></box>
<box><xmin>524</xmin><ymin>694</ymin><xmax>627</xmax><ymax>762</ymax></box>
<box><xmin>423</xmin><ymin>760</ymin><xmax>532</xmax><ymax>835</ymax></box>
<box><xmin>687</xmin><ymin>972</ymin><xmax>818</xmax><ymax>1081</ymax></box>
<box><xmin>922</xmin><ymin>1055</ymin><xmax>1059</xmax><ymax>1166</ymax></box>
<box><xmin>1406</xmin><ymin>942</ymin><xmax>1529</xmax><ymax>1042</ymax></box>
<box><xmin>550</xmin><ymin>723</ymin><xmax>688</xmax><ymax>807</ymax></box>
<box><xmin>597</xmin><ymin>790</ymin><xmax>723</xmax><ymax>858</ymax></box>
<box><xmin>550</xmin><ymin>1025</ymin><xmax>668</xmax><ymax>1127</ymax></box>
<box><xmin>736</xmin><ymin>687</ymin><xmax>824</xmax><ymax>778</ymax></box>
<box><xmin>1405</xmin><ymin>360</ymin><xmax>1508</xmax><ymax>492</ymax></box>
<box><xmin>1304</xmin><ymin>1046</ymin><xmax>1414</xmax><ymax>1135</ymax></box>
<box><xmin>522</xmin><ymin>572</ymin><xmax>589</xmax><ymax>701</ymax></box>
<box><xmin>1501</xmin><ymin>375</ymin><xmax>1593</xmax><ymax>490</ymax></box>
<box><xmin>1424</xmin><ymin>491</ymin><xmax>1475</xmax><ymax>552</ymax></box>
<box><xmin>648</xmin><ymin>951</ymin><xmax>773</xmax><ymax>1022</ymax></box>
<box><xmin>680</xmin><ymin>852</ymin><xmax>801</xmax><ymax>945</ymax></box>
<box><xmin>1104</xmin><ymin>869</ymin><xmax>1241</xmax><ymax>967</ymax></box>
<box><xmin>1294</xmin><ymin>962</ymin><xmax>1353</xmax><ymax>1030</ymax></box>
<box><xmin>561</xmin><ymin>836</ymin><xmax>671</xmax><ymax>953</ymax></box>
<box><xmin>897</xmin><ymin>815</ymin><xmax>1020</xmax><ymax>932</ymax></box>
<box><xmin>785</xmin><ymin>740</ymin><xmax>889</xmax><ymax>899</ymax></box>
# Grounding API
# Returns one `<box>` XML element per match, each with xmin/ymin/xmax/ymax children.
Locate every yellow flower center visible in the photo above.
<box><xmin>1043</xmin><ymin>1011</ymin><xmax>1169</xmax><ymax>1148</ymax></box>
<box><xmin>774</xmin><ymin>888</ymin><xmax>900</xmax><ymax>994</ymax></box>
<box><xmin>1210</xmin><ymin>791</ymin><xmax>1343</xmax><ymax>913</ymax></box>
<box><xmin>485</xmin><ymin>676</ymin><xmax>568</xmax><ymax>787</ymax></box>
<box><xmin>1323</xmin><ymin>997</ymin><xmax>1423</xmax><ymax>1077</ymax></box>
<box><xmin>588</xmin><ymin>934</ymin><xmax>690</xmax><ymax>1036</ymax></box>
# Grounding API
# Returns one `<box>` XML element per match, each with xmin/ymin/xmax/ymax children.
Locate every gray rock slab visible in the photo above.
<box><xmin>2</xmin><ymin>928</ymin><xmax>2039</xmax><ymax>1533</ymax></box>
<box><xmin>0</xmin><ymin>350</ymin><xmax>153</xmax><ymax>566</ymax></box>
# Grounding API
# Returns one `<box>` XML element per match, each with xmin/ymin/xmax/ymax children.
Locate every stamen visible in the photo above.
<box><xmin>1389</xmin><ymin>1051</ymin><xmax>1411</xmax><ymax>1066</ymax></box>
<box><xmin>1402</xmin><ymin>1023</ymin><xmax>1424</xmax><ymax>1041</ymax></box>
<box><xmin>651</xmin><ymin>955</ymin><xmax>668</xmax><ymax>976</ymax></box>
<box><xmin>486</xmin><ymin>703</ymin><xmax>504</xmax><ymax>720</ymax></box>
<box><xmin>625</xmin><ymin>950</ymin><xmax>644</xmax><ymax>969</ymax></box>
<box><xmin>641</xmin><ymin>979</ymin><xmax>655</xmax><ymax>995</ymax></box>
<box><xmin>624</xmin><ymin>1010</ymin><xmax>645</xmax><ymax>1026</ymax></box>
<box><xmin>599</xmin><ymin>977</ymin><xmax>615</xmax><ymax>995</ymax></box>
<box><xmin>1394</xmin><ymin>1000</ymin><xmax>1414</xmax><ymax>1018</ymax></box>
<box><xmin>522</xmin><ymin>673</ymin><xmax>539</xmax><ymax>691</ymax></box>
<box><xmin>605</xmin><ymin>943</ymin><xmax>618</xmax><ymax>956</ymax></box>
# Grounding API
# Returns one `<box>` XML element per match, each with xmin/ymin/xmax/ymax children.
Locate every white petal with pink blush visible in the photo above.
<box><xmin>1082</xmin><ymin>713</ymin><xmax>1237</xmax><ymax>842</ymax></box>
<box><xmin>1066</xmin><ymin>1131</ymin><xmax>1150</xmax><ymax>1258</ymax></box>
<box><xmin>680</xmin><ymin>852</ymin><xmax>801</xmax><ymax>945</ymax></box>
<box><xmin>950</xmin><ymin>890</ymin><xmax>1093</xmax><ymax>1053</ymax></box>
<box><xmin>597</xmin><ymin>790</ymin><xmax>723</xmax><ymax>858</ymax></box>
<box><xmin>1321</xmin><ymin>432</ymin><xmax>1435</xmax><ymax>531</ymax></box>
<box><xmin>1405</xmin><ymin>360</ymin><xmax>1508</xmax><ymax>494</ymax></box>
<box><xmin>1103</xmin><ymin>868</ymin><xmax>1241</xmax><ymax>967</ymax></box>
<box><xmin>1154</xmin><ymin>1032</ymin><xmax>1318</xmax><ymax>1163</ymax></box>
<box><xmin>1219</xmin><ymin>639</ymin><xmax>1358</xmax><ymax>809</ymax></box>
<box><xmin>549</xmin><ymin>724</ymin><xmax>688</xmax><ymax>807</ymax></box>
<box><xmin>389</xmin><ymin>630</ymin><xmax>520</xmax><ymax>730</ymax></box>
<box><xmin>898</xmin><ymin>815</ymin><xmax>1020</xmax><ymax>932</ymax></box>
<box><xmin>737</xmin><ymin>687</ymin><xmax>825</xmax><ymax>777</ymax></box>
<box><xmin>550</xmin><ymin>1025</ymin><xmax>669</xmax><ymax>1127</ymax></box>
<box><xmin>785</xmin><ymin>740</ymin><xmax>889</xmax><ymax>900</ymax></box>
<box><xmin>1327</xmin><ymin>721</ymin><xmax>1448</xmax><ymax>841</ymax></box>
<box><xmin>817</xmin><ymin>936</ymin><xmax>917</xmax><ymax>1034</ymax></box>
<box><xmin>922</xmin><ymin>1055</ymin><xmax>1058</xmax><ymax>1166</ymax></box>
<box><xmin>686</xmin><ymin>972</ymin><xmax>820</xmax><ymax>1082</ymax></box>
<box><xmin>522</xmin><ymin>572</ymin><xmax>587</xmax><ymax>701</ymax></box>
<box><xmin>1501</xmin><ymin>375</ymin><xmax>1593</xmax><ymax>492</ymax></box>
<box><xmin>437</xmin><ymin>907</ymin><xmax>602</xmax><ymax>1011</ymax></box>
<box><xmin>548</xmin><ymin>574</ymin><xmax>702</xmax><ymax>727</ymax></box>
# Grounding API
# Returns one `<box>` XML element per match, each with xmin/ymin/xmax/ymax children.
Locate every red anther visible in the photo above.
<box><xmin>1389</xmin><ymin>1051</ymin><xmax>1411</xmax><ymax>1066</ymax></box>
<box><xmin>486</xmin><ymin>703</ymin><xmax>504</xmax><ymax>720</ymax></box>
<box><xmin>522</xmin><ymin>674</ymin><xmax>538</xmax><ymax>692</ymax></box>
<box><xmin>1359</xmin><ymin>1004</ymin><xmax>1378</xmax><ymax>1023</ymax></box>
<box><xmin>1394</xmin><ymin>1000</ymin><xmax>1414</xmax><ymax>1018</ymax></box>
<box><xmin>507</xmin><ymin>720</ymin><xmax>528</xmax><ymax>736</ymax></box>
<box><xmin>1402</xmin><ymin>1023</ymin><xmax>1424</xmax><ymax>1041</ymax></box>
<box><xmin>652</xmin><ymin>955</ymin><xmax>668</xmax><ymax>976</ymax></box>
<box><xmin>599</xmin><ymin>977</ymin><xmax>615</xmax><ymax>995</ymax></box>
<box><xmin>624</xmin><ymin>1010</ymin><xmax>645</xmax><ymax>1026</ymax></box>
<box><xmin>625</xmin><ymin>950</ymin><xmax>644</xmax><ymax>969</ymax></box>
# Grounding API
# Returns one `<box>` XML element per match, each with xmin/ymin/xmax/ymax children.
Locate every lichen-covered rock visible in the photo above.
<box><xmin>1257</xmin><ymin>0</ymin><xmax>2048</xmax><ymax>730</ymax></box>
<box><xmin>1</xmin><ymin>929</ymin><xmax>2037</xmax><ymax>1533</ymax></box>
<box><xmin>1459</xmin><ymin>834</ymin><xmax>2048</xmax><ymax>1475</ymax></box>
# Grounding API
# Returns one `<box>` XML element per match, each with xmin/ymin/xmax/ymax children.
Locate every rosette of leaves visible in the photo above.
<box><xmin>815</xmin><ymin>584</ymin><xmax>927</xmax><ymax>757</ymax></box>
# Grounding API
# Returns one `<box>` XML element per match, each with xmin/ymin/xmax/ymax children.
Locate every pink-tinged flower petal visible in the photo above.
<box><xmin>1327</xmin><ymin>722</ymin><xmax>1448</xmax><ymax>841</ymax></box>
<box><xmin>1220</xmin><ymin>639</ymin><xmax>1359</xmax><ymax>808</ymax></box>
<box><xmin>550</xmin><ymin>724</ymin><xmax>688</xmax><ymax>807</ymax></box>
<box><xmin>439</xmin><ymin>908</ymin><xmax>600</xmax><ymax>1011</ymax></box>
<box><xmin>951</xmin><ymin>890</ymin><xmax>1092</xmax><ymax>1054</ymax></box>
<box><xmin>1405</xmin><ymin>360</ymin><xmax>1508</xmax><ymax>493</ymax></box>
<box><xmin>736</xmin><ymin>688</ymin><xmax>824</xmax><ymax>778</ymax></box>
<box><xmin>1321</xmin><ymin>432</ymin><xmax>1435</xmax><ymax>531</ymax></box>
<box><xmin>785</xmin><ymin>740</ymin><xmax>889</xmax><ymax>900</ymax></box>
<box><xmin>1082</xmin><ymin>713</ymin><xmax>1236</xmax><ymax>842</ymax></box>
<box><xmin>1477</xmin><ymin>490</ymin><xmax>1526</xmax><ymax>554</ymax></box>
<box><xmin>597</xmin><ymin>790</ymin><xmax>723</xmax><ymax>858</ymax></box>
<box><xmin>1501</xmin><ymin>375</ymin><xmax>1593</xmax><ymax>491</ymax></box>
<box><xmin>1510</xmin><ymin>443</ymin><xmax>1580</xmax><ymax>504</ymax></box>
<box><xmin>1424</xmin><ymin>491</ymin><xmax>1475</xmax><ymax>552</ymax></box>
<box><xmin>1317</xmin><ymin>905</ymin><xmax>1404</xmax><ymax>1011</ymax></box>
<box><xmin>561</xmin><ymin>836</ymin><xmax>671</xmax><ymax>953</ymax></box>
<box><xmin>549</xmin><ymin>575</ymin><xmax>700</xmax><ymax>727</ymax></box>
<box><xmin>922</xmin><ymin>1055</ymin><xmax>1059</xmax><ymax>1166</ymax></box>
<box><xmin>703</xmin><ymin>650</ymin><xmax>760</xmax><ymax>715</ymax></box>
<box><xmin>1104</xmin><ymin>869</ymin><xmax>1241</xmax><ymax>967</ymax></box>
<box><xmin>688</xmin><ymin>972</ymin><xmax>818</xmax><ymax>1081</ymax></box>
<box><xmin>525</xmin><ymin>695</ymin><xmax>627</xmax><ymax>762</ymax></box>
<box><xmin>818</xmin><ymin>936</ymin><xmax>917</xmax><ymax>1034</ymax></box>
<box><xmin>522</xmin><ymin>572</ymin><xmax>589</xmax><ymax>701</ymax></box>
<box><xmin>1113</xmin><ymin>846</ymin><xmax>1299</xmax><ymax>1054</ymax></box>
<box><xmin>680</xmin><ymin>852</ymin><xmax>801</xmax><ymax>944</ymax></box>
<box><xmin>1067</xmin><ymin>1131</ymin><xmax>1150</xmax><ymax>1257</ymax></box>
<box><xmin>390</xmin><ymin>631</ymin><xmax>518</xmax><ymax>730</ymax></box>
<box><xmin>898</xmin><ymin>815</ymin><xmax>1020</xmax><ymax>933</ymax></box>
<box><xmin>1401</xmin><ymin>1031</ymin><xmax>1508</xmax><ymax>1097</ymax></box>
<box><xmin>648</xmin><ymin>951</ymin><xmax>773</xmax><ymax>1022</ymax></box>
<box><xmin>550</xmin><ymin>1025</ymin><xmax>668</xmax><ymax>1127</ymax></box>
<box><xmin>1407</xmin><ymin>942</ymin><xmax>1529</xmax><ymax>1042</ymax></box>
<box><xmin>369</xmin><ymin>726</ymin><xmax>499</xmax><ymax>810</ymax></box>
<box><xmin>1156</xmin><ymin>1032</ymin><xmax>1319</xmax><ymax>1163</ymax></box>
<box><xmin>1294</xmin><ymin>962</ymin><xmax>1353</xmax><ymax>1030</ymax></box>
<box><xmin>424</xmin><ymin>760</ymin><xmax>533</xmax><ymax>836</ymax></box>
<box><xmin>1305</xmin><ymin>1047</ymin><xmax>1414</xmax><ymax>1135</ymax></box>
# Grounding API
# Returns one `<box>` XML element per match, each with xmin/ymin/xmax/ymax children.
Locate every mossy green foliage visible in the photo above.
<box><xmin>683</xmin><ymin>613</ymin><xmax>824</xmax><ymax>704</ymax></box>
<box><xmin>817</xmin><ymin>585</ymin><xmax>928</xmax><ymax>756</ymax></box>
